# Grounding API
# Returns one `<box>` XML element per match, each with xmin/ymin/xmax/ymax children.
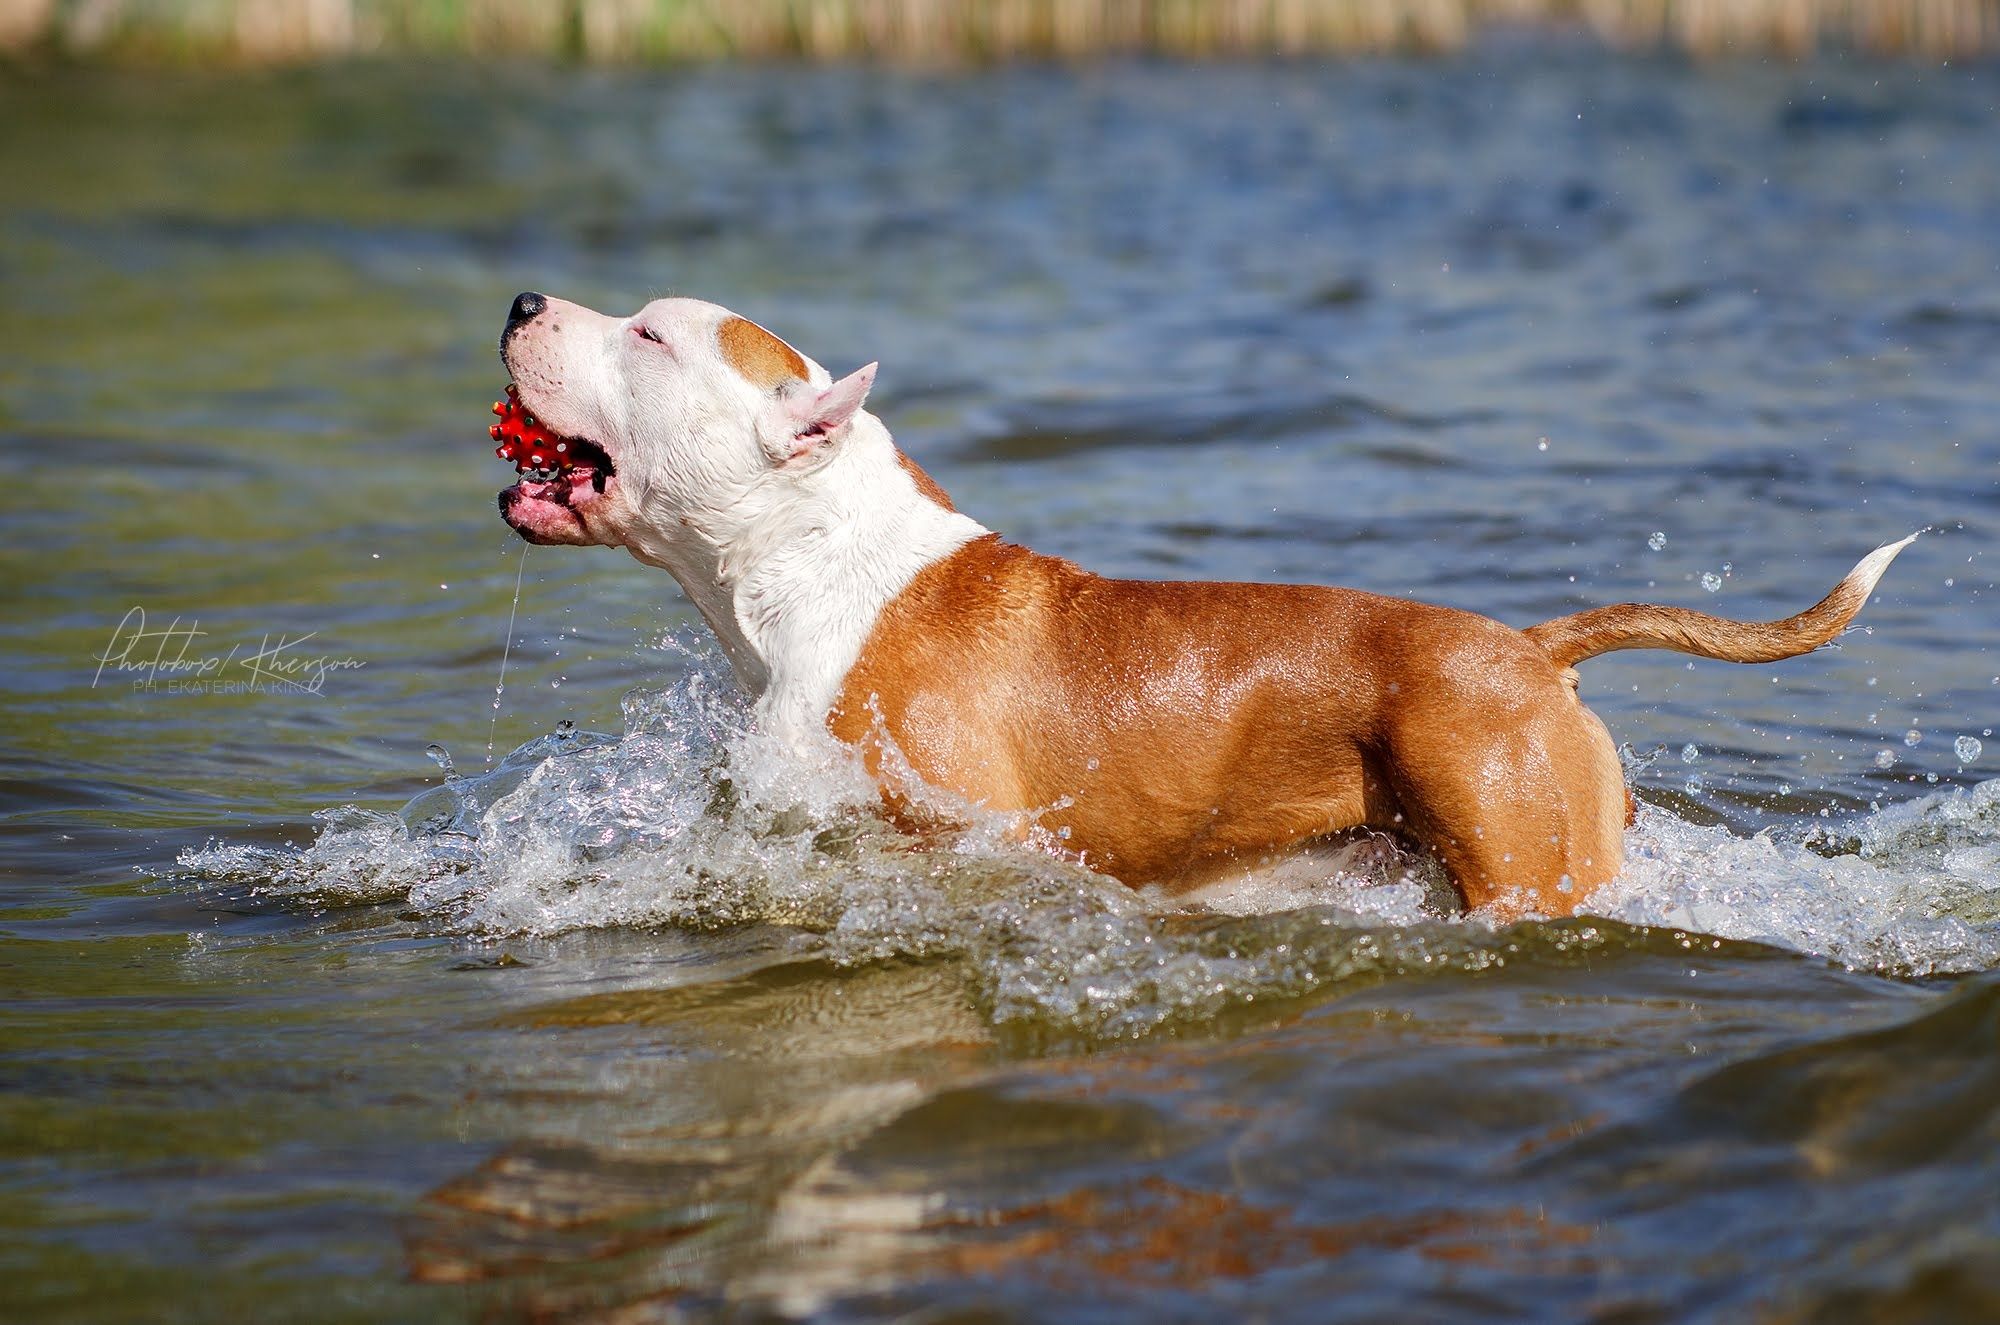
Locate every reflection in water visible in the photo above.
<box><xmin>401</xmin><ymin>962</ymin><xmax>2000</xmax><ymax>1319</ymax></box>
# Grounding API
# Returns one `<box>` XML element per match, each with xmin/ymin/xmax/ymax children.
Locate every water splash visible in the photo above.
<box><xmin>177</xmin><ymin>647</ymin><xmax>2000</xmax><ymax>1040</ymax></box>
<box><xmin>426</xmin><ymin>743</ymin><xmax>459</xmax><ymax>781</ymax></box>
<box><xmin>1591</xmin><ymin>788</ymin><xmax>2000</xmax><ymax>974</ymax></box>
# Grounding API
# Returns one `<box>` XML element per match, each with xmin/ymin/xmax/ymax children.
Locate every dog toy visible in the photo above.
<box><xmin>490</xmin><ymin>384</ymin><xmax>572</xmax><ymax>478</ymax></box>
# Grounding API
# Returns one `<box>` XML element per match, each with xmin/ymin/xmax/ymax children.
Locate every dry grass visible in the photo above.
<box><xmin>1</xmin><ymin>0</ymin><xmax>1993</xmax><ymax>61</ymax></box>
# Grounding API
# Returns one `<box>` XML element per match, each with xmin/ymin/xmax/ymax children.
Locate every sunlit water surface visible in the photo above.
<box><xmin>4</xmin><ymin>52</ymin><xmax>1999</xmax><ymax>1322</ymax></box>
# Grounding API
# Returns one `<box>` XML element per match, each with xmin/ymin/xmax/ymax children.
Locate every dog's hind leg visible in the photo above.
<box><xmin>1383</xmin><ymin>700</ymin><xmax>1626</xmax><ymax>920</ymax></box>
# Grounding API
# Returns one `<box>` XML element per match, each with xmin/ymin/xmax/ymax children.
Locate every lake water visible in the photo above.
<box><xmin>4</xmin><ymin>51</ymin><xmax>1999</xmax><ymax>1322</ymax></box>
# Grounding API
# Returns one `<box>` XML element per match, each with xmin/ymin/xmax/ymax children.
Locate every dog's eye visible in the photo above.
<box><xmin>633</xmin><ymin>324</ymin><xmax>666</xmax><ymax>346</ymax></box>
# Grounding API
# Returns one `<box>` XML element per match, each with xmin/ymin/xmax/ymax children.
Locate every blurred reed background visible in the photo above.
<box><xmin>0</xmin><ymin>0</ymin><xmax>1992</xmax><ymax>61</ymax></box>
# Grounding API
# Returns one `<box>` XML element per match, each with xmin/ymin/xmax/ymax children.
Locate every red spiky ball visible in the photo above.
<box><xmin>489</xmin><ymin>384</ymin><xmax>575</xmax><ymax>476</ymax></box>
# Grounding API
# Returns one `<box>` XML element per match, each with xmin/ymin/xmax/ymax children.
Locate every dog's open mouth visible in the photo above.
<box><xmin>489</xmin><ymin>384</ymin><xmax>615</xmax><ymax>495</ymax></box>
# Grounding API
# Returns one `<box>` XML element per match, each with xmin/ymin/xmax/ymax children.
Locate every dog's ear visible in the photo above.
<box><xmin>778</xmin><ymin>363</ymin><xmax>876</xmax><ymax>465</ymax></box>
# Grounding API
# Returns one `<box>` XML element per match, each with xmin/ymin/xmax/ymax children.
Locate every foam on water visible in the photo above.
<box><xmin>1592</xmin><ymin>792</ymin><xmax>2000</xmax><ymax>974</ymax></box>
<box><xmin>178</xmin><ymin>653</ymin><xmax>2000</xmax><ymax>1039</ymax></box>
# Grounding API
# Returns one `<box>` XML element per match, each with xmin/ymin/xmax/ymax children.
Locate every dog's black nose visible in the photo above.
<box><xmin>506</xmin><ymin>291</ymin><xmax>546</xmax><ymax>330</ymax></box>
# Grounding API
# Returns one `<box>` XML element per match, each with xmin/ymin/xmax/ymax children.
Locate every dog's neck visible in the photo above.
<box><xmin>624</xmin><ymin>413</ymin><xmax>987</xmax><ymax>738</ymax></box>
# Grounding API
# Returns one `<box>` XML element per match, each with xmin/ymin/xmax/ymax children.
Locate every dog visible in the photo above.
<box><xmin>493</xmin><ymin>291</ymin><xmax>1914</xmax><ymax>918</ymax></box>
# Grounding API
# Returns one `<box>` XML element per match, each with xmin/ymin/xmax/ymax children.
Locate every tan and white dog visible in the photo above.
<box><xmin>495</xmin><ymin>291</ymin><xmax>1914</xmax><ymax>918</ymax></box>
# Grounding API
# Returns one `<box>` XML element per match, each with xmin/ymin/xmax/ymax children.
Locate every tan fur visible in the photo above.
<box><xmin>1527</xmin><ymin>536</ymin><xmax>1912</xmax><ymax>671</ymax></box>
<box><xmin>1529</xmin><ymin>576</ymin><xmax>1870</xmax><ymax>668</ymax></box>
<box><xmin>833</xmin><ymin>537</ymin><xmax>1628</xmax><ymax>917</ymax></box>
<box><xmin>716</xmin><ymin>315</ymin><xmax>808</xmax><ymax>390</ymax></box>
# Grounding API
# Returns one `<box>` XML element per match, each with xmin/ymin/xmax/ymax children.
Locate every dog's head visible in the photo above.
<box><xmin>494</xmin><ymin>292</ymin><xmax>877</xmax><ymax>557</ymax></box>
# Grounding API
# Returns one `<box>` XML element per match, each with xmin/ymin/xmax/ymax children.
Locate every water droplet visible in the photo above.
<box><xmin>1681</xmin><ymin>743</ymin><xmax>1700</xmax><ymax>763</ymax></box>
<box><xmin>1684</xmin><ymin>774</ymin><xmax>1703</xmax><ymax>794</ymax></box>
<box><xmin>1904</xmin><ymin>729</ymin><xmax>1922</xmax><ymax>747</ymax></box>
<box><xmin>1647</xmin><ymin>531</ymin><xmax>1667</xmax><ymax>551</ymax></box>
<box><xmin>488</xmin><ymin>545</ymin><xmax>531</xmax><ymax>768</ymax></box>
<box><xmin>1956</xmin><ymin>735</ymin><xmax>1983</xmax><ymax>763</ymax></box>
<box><xmin>1556</xmin><ymin>874</ymin><xmax>1574</xmax><ymax>894</ymax></box>
<box><xmin>1874</xmin><ymin>749</ymin><xmax>1898</xmax><ymax>769</ymax></box>
<box><xmin>1700</xmin><ymin>572</ymin><xmax>1723</xmax><ymax>593</ymax></box>
<box><xmin>1778</xmin><ymin>783</ymin><xmax>1792</xmax><ymax>795</ymax></box>
<box><xmin>425</xmin><ymin>743</ymin><xmax>459</xmax><ymax>781</ymax></box>
<box><xmin>556</xmin><ymin>719</ymin><xmax>577</xmax><ymax>739</ymax></box>
<box><xmin>1085</xmin><ymin>757</ymin><xmax>1100</xmax><ymax>772</ymax></box>
<box><xmin>1537</xmin><ymin>437</ymin><xmax>1549</xmax><ymax>451</ymax></box>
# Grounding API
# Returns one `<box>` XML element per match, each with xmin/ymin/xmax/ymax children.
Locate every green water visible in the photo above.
<box><xmin>4</xmin><ymin>55</ymin><xmax>1999</xmax><ymax>1322</ymax></box>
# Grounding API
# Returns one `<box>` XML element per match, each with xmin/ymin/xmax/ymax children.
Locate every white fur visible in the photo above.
<box><xmin>728</xmin><ymin>415</ymin><xmax>987</xmax><ymax>737</ymax></box>
<box><xmin>1846</xmin><ymin>531</ymin><xmax>1923</xmax><ymax>599</ymax></box>
<box><xmin>500</xmin><ymin>296</ymin><xmax>986</xmax><ymax>743</ymax></box>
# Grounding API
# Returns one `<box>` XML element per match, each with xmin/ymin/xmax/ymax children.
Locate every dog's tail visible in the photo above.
<box><xmin>1526</xmin><ymin>533</ymin><xmax>1919</xmax><ymax>672</ymax></box>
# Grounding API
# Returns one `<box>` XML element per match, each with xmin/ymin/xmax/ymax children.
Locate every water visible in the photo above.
<box><xmin>487</xmin><ymin>543</ymin><xmax>530</xmax><ymax>767</ymax></box>
<box><xmin>5</xmin><ymin>51</ymin><xmax>2000</xmax><ymax>1322</ymax></box>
